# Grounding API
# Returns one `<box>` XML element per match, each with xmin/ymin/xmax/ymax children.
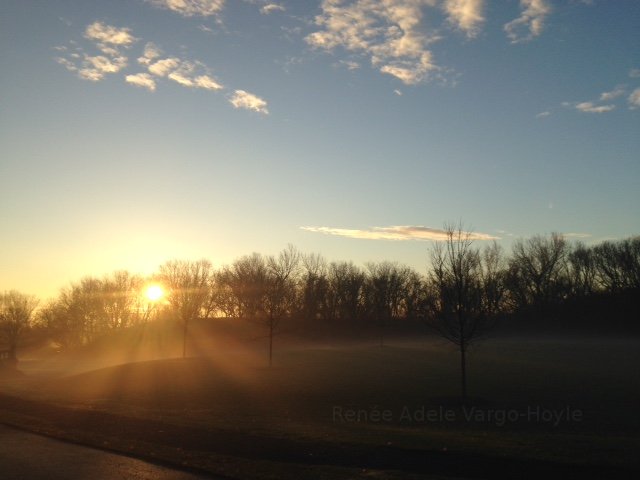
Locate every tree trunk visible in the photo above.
<box><xmin>460</xmin><ymin>343</ymin><xmax>467</xmax><ymax>401</ymax></box>
<box><xmin>269</xmin><ymin>320</ymin><xmax>274</xmax><ymax>367</ymax></box>
<box><xmin>182</xmin><ymin>319</ymin><xmax>188</xmax><ymax>358</ymax></box>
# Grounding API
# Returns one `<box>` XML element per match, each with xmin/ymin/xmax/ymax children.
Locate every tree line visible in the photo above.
<box><xmin>2</xmin><ymin>229</ymin><xmax>639</xmax><ymax>369</ymax></box>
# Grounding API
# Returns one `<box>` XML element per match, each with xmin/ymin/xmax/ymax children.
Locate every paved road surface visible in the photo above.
<box><xmin>0</xmin><ymin>424</ymin><xmax>215</xmax><ymax>480</ymax></box>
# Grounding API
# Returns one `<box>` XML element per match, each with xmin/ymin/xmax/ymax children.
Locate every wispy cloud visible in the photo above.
<box><xmin>575</xmin><ymin>101</ymin><xmax>615</xmax><ymax>113</ymax></box>
<box><xmin>125</xmin><ymin>73</ymin><xmax>156</xmax><ymax>91</ymax></box>
<box><xmin>56</xmin><ymin>22</ymin><xmax>135</xmax><ymax>81</ymax></box>
<box><xmin>561</xmin><ymin>232</ymin><xmax>592</xmax><ymax>239</ymax></box>
<box><xmin>137</xmin><ymin>42</ymin><xmax>162</xmax><ymax>66</ymax></box>
<box><xmin>229</xmin><ymin>90</ymin><xmax>269</xmax><ymax>114</ymax></box>
<box><xmin>599</xmin><ymin>86</ymin><xmax>625</xmax><ymax>101</ymax></box>
<box><xmin>628</xmin><ymin>88</ymin><xmax>640</xmax><ymax>110</ymax></box>
<box><xmin>306</xmin><ymin>0</ymin><xmax>441</xmax><ymax>85</ymax></box>
<box><xmin>443</xmin><ymin>0</ymin><xmax>485</xmax><ymax>38</ymax></box>
<box><xmin>301</xmin><ymin>225</ymin><xmax>498</xmax><ymax>241</ymax></box>
<box><xmin>56</xmin><ymin>23</ymin><xmax>236</xmax><ymax>102</ymax></box>
<box><xmin>143</xmin><ymin>52</ymin><xmax>224</xmax><ymax>90</ymax></box>
<box><xmin>146</xmin><ymin>0</ymin><xmax>225</xmax><ymax>17</ymax></box>
<box><xmin>84</xmin><ymin>21</ymin><xmax>137</xmax><ymax>47</ymax></box>
<box><xmin>261</xmin><ymin>3</ymin><xmax>285</xmax><ymax>15</ymax></box>
<box><xmin>504</xmin><ymin>0</ymin><xmax>552</xmax><ymax>43</ymax></box>
<box><xmin>536</xmin><ymin>110</ymin><xmax>550</xmax><ymax>118</ymax></box>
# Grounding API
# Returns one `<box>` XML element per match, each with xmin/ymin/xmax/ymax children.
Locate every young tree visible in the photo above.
<box><xmin>427</xmin><ymin>223</ymin><xmax>495</xmax><ymax>400</ymax></box>
<box><xmin>264</xmin><ymin>245</ymin><xmax>301</xmax><ymax>366</ymax></box>
<box><xmin>0</xmin><ymin>290</ymin><xmax>39</xmax><ymax>364</ymax></box>
<box><xmin>157</xmin><ymin>259</ymin><xmax>213</xmax><ymax>358</ymax></box>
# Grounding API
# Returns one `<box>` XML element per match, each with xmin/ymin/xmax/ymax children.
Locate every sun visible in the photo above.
<box><xmin>145</xmin><ymin>284</ymin><xmax>164</xmax><ymax>302</ymax></box>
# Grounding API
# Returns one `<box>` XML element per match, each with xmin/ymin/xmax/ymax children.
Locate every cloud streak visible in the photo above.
<box><xmin>504</xmin><ymin>0</ymin><xmax>552</xmax><ymax>43</ymax></box>
<box><xmin>443</xmin><ymin>0</ymin><xmax>485</xmax><ymax>38</ymax></box>
<box><xmin>146</xmin><ymin>0</ymin><xmax>225</xmax><ymax>17</ymax></box>
<box><xmin>229</xmin><ymin>90</ymin><xmax>269</xmax><ymax>114</ymax></box>
<box><xmin>125</xmin><ymin>73</ymin><xmax>156</xmax><ymax>91</ymax></box>
<box><xmin>306</xmin><ymin>0</ymin><xmax>440</xmax><ymax>85</ymax></box>
<box><xmin>301</xmin><ymin>225</ymin><xmax>498</xmax><ymax>241</ymax></box>
<box><xmin>574</xmin><ymin>101</ymin><xmax>615</xmax><ymax>113</ymax></box>
<box><xmin>261</xmin><ymin>3</ymin><xmax>285</xmax><ymax>15</ymax></box>
<box><xmin>55</xmin><ymin>22</ymin><xmax>266</xmax><ymax>113</ymax></box>
<box><xmin>56</xmin><ymin>22</ymin><xmax>134</xmax><ymax>81</ymax></box>
<box><xmin>628</xmin><ymin>88</ymin><xmax>640</xmax><ymax>110</ymax></box>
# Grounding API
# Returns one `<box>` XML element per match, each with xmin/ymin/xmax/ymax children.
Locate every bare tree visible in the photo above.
<box><xmin>568</xmin><ymin>242</ymin><xmax>598</xmax><ymax>297</ymax></box>
<box><xmin>300</xmin><ymin>253</ymin><xmax>330</xmax><ymax>321</ymax></box>
<box><xmin>593</xmin><ymin>237</ymin><xmax>640</xmax><ymax>292</ymax></box>
<box><xmin>157</xmin><ymin>259</ymin><xmax>213</xmax><ymax>358</ymax></box>
<box><xmin>264</xmin><ymin>245</ymin><xmax>301</xmax><ymax>366</ymax></box>
<box><xmin>506</xmin><ymin>233</ymin><xmax>570</xmax><ymax>309</ymax></box>
<box><xmin>364</xmin><ymin>262</ymin><xmax>411</xmax><ymax>347</ymax></box>
<box><xmin>0</xmin><ymin>290</ymin><xmax>39</xmax><ymax>365</ymax></box>
<box><xmin>224</xmin><ymin>252</ymin><xmax>270</xmax><ymax>320</ymax></box>
<box><xmin>328</xmin><ymin>261</ymin><xmax>365</xmax><ymax>322</ymax></box>
<box><xmin>427</xmin><ymin>223</ymin><xmax>495</xmax><ymax>400</ymax></box>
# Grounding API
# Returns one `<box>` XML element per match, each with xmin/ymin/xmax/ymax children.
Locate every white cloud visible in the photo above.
<box><xmin>504</xmin><ymin>0</ymin><xmax>552</xmax><ymax>43</ymax></box>
<box><xmin>575</xmin><ymin>101</ymin><xmax>615</xmax><ymax>113</ymax></box>
<box><xmin>301</xmin><ymin>225</ymin><xmax>498</xmax><ymax>241</ymax></box>
<box><xmin>57</xmin><ymin>22</ymin><xmax>134</xmax><ymax>82</ymax></box>
<box><xmin>261</xmin><ymin>3</ymin><xmax>285</xmax><ymax>14</ymax></box>
<box><xmin>599</xmin><ymin>86</ymin><xmax>625</xmax><ymax>101</ymax></box>
<box><xmin>561</xmin><ymin>232</ymin><xmax>592</xmax><ymax>239</ymax></box>
<box><xmin>125</xmin><ymin>73</ymin><xmax>157</xmax><ymax>91</ymax></box>
<box><xmin>148</xmin><ymin>57</ymin><xmax>181</xmax><ymax>76</ymax></box>
<box><xmin>339</xmin><ymin>59</ymin><xmax>361</xmax><ymax>70</ymax></box>
<box><xmin>138</xmin><ymin>42</ymin><xmax>162</xmax><ymax>66</ymax></box>
<box><xmin>77</xmin><ymin>54</ymin><xmax>128</xmax><ymax>81</ymax></box>
<box><xmin>194</xmin><ymin>74</ymin><xmax>223</xmax><ymax>90</ymax></box>
<box><xmin>84</xmin><ymin>22</ymin><xmax>137</xmax><ymax>46</ymax></box>
<box><xmin>443</xmin><ymin>0</ymin><xmax>485</xmax><ymax>38</ymax></box>
<box><xmin>630</xmin><ymin>68</ymin><xmax>640</xmax><ymax>79</ymax></box>
<box><xmin>229</xmin><ymin>90</ymin><xmax>269</xmax><ymax>114</ymax></box>
<box><xmin>146</xmin><ymin>0</ymin><xmax>225</xmax><ymax>17</ymax></box>
<box><xmin>306</xmin><ymin>0</ymin><xmax>440</xmax><ymax>85</ymax></box>
<box><xmin>168</xmin><ymin>70</ymin><xmax>195</xmax><ymax>87</ymax></box>
<box><xmin>628</xmin><ymin>88</ymin><xmax>640</xmax><ymax>109</ymax></box>
<box><xmin>394</xmin><ymin>89</ymin><xmax>403</xmax><ymax>95</ymax></box>
<box><xmin>536</xmin><ymin>110</ymin><xmax>550</xmax><ymax>118</ymax></box>
<box><xmin>55</xmin><ymin>56</ymin><xmax>78</xmax><ymax>72</ymax></box>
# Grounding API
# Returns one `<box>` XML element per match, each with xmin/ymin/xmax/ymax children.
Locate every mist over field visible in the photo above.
<box><xmin>2</xmin><ymin>0</ymin><xmax>639</xmax><ymax>478</ymax></box>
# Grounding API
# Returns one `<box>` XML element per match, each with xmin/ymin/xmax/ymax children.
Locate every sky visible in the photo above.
<box><xmin>1</xmin><ymin>0</ymin><xmax>639</xmax><ymax>300</ymax></box>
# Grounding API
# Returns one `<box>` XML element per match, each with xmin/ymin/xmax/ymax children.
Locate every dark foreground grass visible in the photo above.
<box><xmin>1</xmin><ymin>334</ymin><xmax>639</xmax><ymax>478</ymax></box>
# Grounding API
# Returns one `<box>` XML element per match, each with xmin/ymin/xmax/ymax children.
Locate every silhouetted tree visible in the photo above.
<box><xmin>426</xmin><ymin>223</ymin><xmax>496</xmax><ymax>400</ymax></box>
<box><xmin>568</xmin><ymin>242</ymin><xmax>598</xmax><ymax>297</ymax></box>
<box><xmin>300</xmin><ymin>253</ymin><xmax>330</xmax><ymax>321</ymax></box>
<box><xmin>327</xmin><ymin>261</ymin><xmax>365</xmax><ymax>322</ymax></box>
<box><xmin>593</xmin><ymin>237</ymin><xmax>640</xmax><ymax>292</ymax></box>
<box><xmin>0</xmin><ymin>290</ymin><xmax>39</xmax><ymax>364</ymax></box>
<box><xmin>157</xmin><ymin>259</ymin><xmax>213</xmax><ymax>358</ymax></box>
<box><xmin>506</xmin><ymin>233</ymin><xmax>570</xmax><ymax>310</ymax></box>
<box><xmin>364</xmin><ymin>262</ymin><xmax>412</xmax><ymax>346</ymax></box>
<box><xmin>264</xmin><ymin>245</ymin><xmax>301</xmax><ymax>366</ymax></box>
<box><xmin>223</xmin><ymin>253</ymin><xmax>269</xmax><ymax>320</ymax></box>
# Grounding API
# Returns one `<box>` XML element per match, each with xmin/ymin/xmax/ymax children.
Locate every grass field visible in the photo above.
<box><xmin>1</xmin><ymin>320</ymin><xmax>639</xmax><ymax>478</ymax></box>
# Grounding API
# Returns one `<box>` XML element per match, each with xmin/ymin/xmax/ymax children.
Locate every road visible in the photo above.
<box><xmin>0</xmin><ymin>424</ymin><xmax>215</xmax><ymax>480</ymax></box>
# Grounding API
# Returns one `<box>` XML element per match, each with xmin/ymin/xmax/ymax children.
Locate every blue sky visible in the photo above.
<box><xmin>1</xmin><ymin>0</ymin><xmax>639</xmax><ymax>299</ymax></box>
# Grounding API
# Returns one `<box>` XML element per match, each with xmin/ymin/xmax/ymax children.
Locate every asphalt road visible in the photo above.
<box><xmin>0</xmin><ymin>424</ymin><xmax>215</xmax><ymax>480</ymax></box>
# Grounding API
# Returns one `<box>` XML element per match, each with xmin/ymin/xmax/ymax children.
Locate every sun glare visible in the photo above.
<box><xmin>145</xmin><ymin>284</ymin><xmax>164</xmax><ymax>302</ymax></box>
